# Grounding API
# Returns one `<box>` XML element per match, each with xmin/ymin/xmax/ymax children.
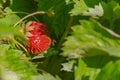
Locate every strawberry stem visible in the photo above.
<box><xmin>14</xmin><ymin>11</ymin><xmax>46</xmax><ymax>27</ymax></box>
<box><xmin>5</xmin><ymin>36</ymin><xmax>30</xmax><ymax>57</ymax></box>
<box><xmin>3</xmin><ymin>11</ymin><xmax>39</xmax><ymax>22</ymax></box>
<box><xmin>57</xmin><ymin>16</ymin><xmax>73</xmax><ymax>49</ymax></box>
<box><xmin>11</xmin><ymin>38</ymin><xmax>30</xmax><ymax>56</ymax></box>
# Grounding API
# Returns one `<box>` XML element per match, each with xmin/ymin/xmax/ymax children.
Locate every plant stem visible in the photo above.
<box><xmin>3</xmin><ymin>11</ymin><xmax>39</xmax><ymax>22</ymax></box>
<box><xmin>14</xmin><ymin>11</ymin><xmax>46</xmax><ymax>27</ymax></box>
<box><xmin>57</xmin><ymin>16</ymin><xmax>73</xmax><ymax>49</ymax></box>
<box><xmin>11</xmin><ymin>38</ymin><xmax>31</xmax><ymax>56</ymax></box>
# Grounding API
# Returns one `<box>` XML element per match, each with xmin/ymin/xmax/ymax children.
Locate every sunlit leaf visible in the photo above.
<box><xmin>70</xmin><ymin>0</ymin><xmax>88</xmax><ymax>15</ymax></box>
<box><xmin>0</xmin><ymin>44</ymin><xmax>38</xmax><ymax>80</ymax></box>
<box><xmin>95</xmin><ymin>60</ymin><xmax>120</xmax><ymax>80</ymax></box>
<box><xmin>32</xmin><ymin>73</ymin><xmax>61</xmax><ymax>80</ymax></box>
<box><xmin>75</xmin><ymin>58</ymin><xmax>100</xmax><ymax>80</ymax></box>
<box><xmin>83</xmin><ymin>3</ymin><xmax>104</xmax><ymax>17</ymax></box>
<box><xmin>62</xmin><ymin>19</ymin><xmax>120</xmax><ymax>58</ymax></box>
<box><xmin>61</xmin><ymin>60</ymin><xmax>76</xmax><ymax>72</ymax></box>
<box><xmin>0</xmin><ymin>7</ymin><xmax>20</xmax><ymax>25</ymax></box>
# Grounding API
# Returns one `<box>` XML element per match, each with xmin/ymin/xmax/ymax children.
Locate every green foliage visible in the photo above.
<box><xmin>10</xmin><ymin>0</ymin><xmax>37</xmax><ymax>13</ymax></box>
<box><xmin>35</xmin><ymin>0</ymin><xmax>71</xmax><ymax>41</ymax></box>
<box><xmin>0</xmin><ymin>22</ymin><xmax>23</xmax><ymax>37</ymax></box>
<box><xmin>84</xmin><ymin>0</ymin><xmax>101</xmax><ymax>7</ymax></box>
<box><xmin>0</xmin><ymin>7</ymin><xmax>20</xmax><ymax>25</ymax></box>
<box><xmin>74</xmin><ymin>58</ymin><xmax>120</xmax><ymax>80</ymax></box>
<box><xmin>0</xmin><ymin>44</ymin><xmax>37</xmax><ymax>80</ymax></box>
<box><xmin>0</xmin><ymin>0</ymin><xmax>11</xmax><ymax>10</ymax></box>
<box><xmin>95</xmin><ymin>60</ymin><xmax>120</xmax><ymax>80</ymax></box>
<box><xmin>32</xmin><ymin>73</ymin><xmax>61</xmax><ymax>80</ymax></box>
<box><xmin>69</xmin><ymin>0</ymin><xmax>88</xmax><ymax>15</ymax></box>
<box><xmin>62</xmin><ymin>19</ymin><xmax>120</xmax><ymax>58</ymax></box>
<box><xmin>100</xmin><ymin>1</ymin><xmax>120</xmax><ymax>34</ymax></box>
<box><xmin>75</xmin><ymin>58</ymin><xmax>100</xmax><ymax>80</ymax></box>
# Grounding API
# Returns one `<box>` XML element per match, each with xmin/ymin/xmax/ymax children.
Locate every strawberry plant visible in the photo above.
<box><xmin>0</xmin><ymin>0</ymin><xmax>120</xmax><ymax>80</ymax></box>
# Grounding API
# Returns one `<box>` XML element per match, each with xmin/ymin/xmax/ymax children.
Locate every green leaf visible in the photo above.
<box><xmin>0</xmin><ymin>22</ymin><xmax>25</xmax><ymax>42</ymax></box>
<box><xmin>37</xmin><ymin>56</ymin><xmax>65</xmax><ymax>75</ymax></box>
<box><xmin>100</xmin><ymin>1</ymin><xmax>120</xmax><ymax>31</ymax></box>
<box><xmin>62</xmin><ymin>19</ymin><xmax>120</xmax><ymax>58</ymax></box>
<box><xmin>70</xmin><ymin>0</ymin><xmax>88</xmax><ymax>15</ymax></box>
<box><xmin>75</xmin><ymin>58</ymin><xmax>87</xmax><ymax>80</ymax></box>
<box><xmin>83</xmin><ymin>55</ymin><xmax>120</xmax><ymax>68</ymax></box>
<box><xmin>10</xmin><ymin>0</ymin><xmax>37</xmax><ymax>13</ymax></box>
<box><xmin>0</xmin><ymin>0</ymin><xmax>11</xmax><ymax>10</ymax></box>
<box><xmin>0</xmin><ymin>44</ymin><xmax>38</xmax><ymax>80</ymax></box>
<box><xmin>61</xmin><ymin>60</ymin><xmax>76</xmax><ymax>72</ymax></box>
<box><xmin>35</xmin><ymin>0</ymin><xmax>71</xmax><ymax>40</ymax></box>
<box><xmin>32</xmin><ymin>73</ymin><xmax>61</xmax><ymax>80</ymax></box>
<box><xmin>0</xmin><ymin>23</ymin><xmax>20</xmax><ymax>35</ymax></box>
<box><xmin>0</xmin><ymin>44</ymin><xmax>10</xmax><ymax>53</ymax></box>
<box><xmin>2</xmin><ymin>70</ymin><xmax>19</xmax><ymax>80</ymax></box>
<box><xmin>65</xmin><ymin>0</ymin><xmax>73</xmax><ymax>5</ymax></box>
<box><xmin>75</xmin><ymin>58</ymin><xmax>100</xmax><ymax>80</ymax></box>
<box><xmin>112</xmin><ymin>2</ymin><xmax>120</xmax><ymax>19</ymax></box>
<box><xmin>0</xmin><ymin>7</ymin><xmax>20</xmax><ymax>25</ymax></box>
<box><xmin>95</xmin><ymin>60</ymin><xmax>120</xmax><ymax>80</ymax></box>
<box><xmin>84</xmin><ymin>0</ymin><xmax>101</xmax><ymax>7</ymax></box>
<box><xmin>102</xmin><ymin>1</ymin><xmax>113</xmax><ymax>19</ymax></box>
<box><xmin>83</xmin><ymin>3</ymin><xmax>104</xmax><ymax>17</ymax></box>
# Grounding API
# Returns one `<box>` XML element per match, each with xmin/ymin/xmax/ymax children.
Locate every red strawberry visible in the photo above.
<box><xmin>25</xmin><ymin>21</ymin><xmax>49</xmax><ymax>37</ymax></box>
<box><xmin>25</xmin><ymin>21</ymin><xmax>51</xmax><ymax>54</ymax></box>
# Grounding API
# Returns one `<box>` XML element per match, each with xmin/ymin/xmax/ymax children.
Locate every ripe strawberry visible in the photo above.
<box><xmin>25</xmin><ymin>21</ymin><xmax>51</xmax><ymax>54</ymax></box>
<box><xmin>25</xmin><ymin>21</ymin><xmax>49</xmax><ymax>37</ymax></box>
